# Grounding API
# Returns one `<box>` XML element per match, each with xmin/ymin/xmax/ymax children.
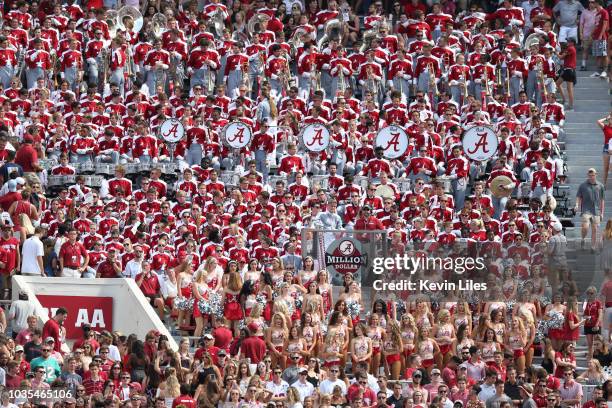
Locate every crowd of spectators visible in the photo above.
<box><xmin>0</xmin><ymin>0</ymin><xmax>606</xmax><ymax>406</ymax></box>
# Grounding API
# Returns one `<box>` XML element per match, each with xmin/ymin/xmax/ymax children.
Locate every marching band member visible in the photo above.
<box><xmin>448</xmin><ymin>54</ymin><xmax>470</xmax><ymax>106</ymax></box>
<box><xmin>25</xmin><ymin>38</ymin><xmax>51</xmax><ymax>90</ymax></box>
<box><xmin>0</xmin><ymin>37</ymin><xmax>17</xmax><ymax>89</ymax></box>
<box><xmin>187</xmin><ymin>40</ymin><xmax>219</xmax><ymax>94</ymax></box>
<box><xmin>387</xmin><ymin>49</ymin><xmax>412</xmax><ymax>103</ymax></box>
<box><xmin>297</xmin><ymin>43</ymin><xmax>319</xmax><ymax>100</ymax></box>
<box><xmin>144</xmin><ymin>39</ymin><xmax>170</xmax><ymax>96</ymax></box>
<box><xmin>413</xmin><ymin>44</ymin><xmax>440</xmax><ymax>102</ymax></box>
<box><xmin>506</xmin><ymin>48</ymin><xmax>528</xmax><ymax>105</ymax></box>
<box><xmin>59</xmin><ymin>39</ymin><xmax>83</xmax><ymax>93</ymax></box>
<box><xmin>329</xmin><ymin>50</ymin><xmax>352</xmax><ymax>100</ymax></box>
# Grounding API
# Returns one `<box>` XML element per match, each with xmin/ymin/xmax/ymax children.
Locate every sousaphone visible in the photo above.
<box><xmin>374</xmin><ymin>184</ymin><xmax>395</xmax><ymax>199</ymax></box>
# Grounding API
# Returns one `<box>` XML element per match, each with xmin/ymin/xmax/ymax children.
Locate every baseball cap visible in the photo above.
<box><xmin>15</xmin><ymin>345</ymin><xmax>24</xmax><ymax>352</ymax></box>
<box><xmin>217</xmin><ymin>349</ymin><xmax>227</xmax><ymax>357</ymax></box>
<box><xmin>7</xmin><ymin>180</ymin><xmax>17</xmax><ymax>192</ymax></box>
<box><xmin>23</xmin><ymin>134</ymin><xmax>34</xmax><ymax>143</ymax></box>
<box><xmin>552</xmin><ymin>222</ymin><xmax>563</xmax><ymax>232</ymax></box>
<box><xmin>203</xmin><ymin>333</ymin><xmax>214</xmax><ymax>340</ymax></box>
<box><xmin>247</xmin><ymin>322</ymin><xmax>259</xmax><ymax>333</ymax></box>
<box><xmin>45</xmin><ymin>336</ymin><xmax>55</xmax><ymax>343</ymax></box>
<box><xmin>588</xmin><ymin>168</ymin><xmax>598</xmax><ymax>174</ymax></box>
<box><xmin>431</xmin><ymin>368</ymin><xmax>441</xmax><ymax>375</ymax></box>
<box><xmin>15</xmin><ymin>177</ymin><xmax>25</xmax><ymax>185</ymax></box>
<box><xmin>299</xmin><ymin>368</ymin><xmax>308</xmax><ymax>374</ymax></box>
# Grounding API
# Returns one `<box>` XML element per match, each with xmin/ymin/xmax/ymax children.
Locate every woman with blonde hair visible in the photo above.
<box><xmin>286</xmin><ymin>386</ymin><xmax>303</xmax><ymax>408</ymax></box>
<box><xmin>577</xmin><ymin>359</ymin><xmax>608</xmax><ymax>385</ymax></box>
<box><xmin>223</xmin><ymin>272</ymin><xmax>245</xmax><ymax>336</ymax></box>
<box><xmin>433</xmin><ymin>309</ymin><xmax>456</xmax><ymax>367</ymax></box>
<box><xmin>192</xmin><ymin>269</ymin><xmax>211</xmax><ymax>337</ymax></box>
<box><xmin>519</xmin><ymin>310</ymin><xmax>537</xmax><ymax>369</ymax></box>
<box><xmin>453</xmin><ymin>302</ymin><xmax>472</xmax><ymax>333</ymax></box>
<box><xmin>412</xmin><ymin>296</ymin><xmax>434</xmax><ymax>330</ymax></box>
<box><xmin>266</xmin><ymin>313</ymin><xmax>288</xmax><ymax>369</ymax></box>
<box><xmin>156</xmin><ymin>367</ymin><xmax>181</xmax><ymax>406</ymax></box>
<box><xmin>400</xmin><ymin>314</ymin><xmax>418</xmax><ymax>374</ymax></box>
<box><xmin>269</xmin><ymin>256</ymin><xmax>285</xmax><ymax>286</ymax></box>
<box><xmin>505</xmin><ymin>316</ymin><xmax>528</xmax><ymax>374</ymax></box>
<box><xmin>382</xmin><ymin>321</ymin><xmax>403</xmax><ymax>380</ymax></box>
<box><xmin>245</xmin><ymin>304</ymin><xmax>265</xmax><ymax>338</ymax></box>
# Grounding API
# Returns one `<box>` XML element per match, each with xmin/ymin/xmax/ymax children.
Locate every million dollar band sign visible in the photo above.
<box><xmin>375</xmin><ymin>126</ymin><xmax>409</xmax><ymax>159</ymax></box>
<box><xmin>300</xmin><ymin>124</ymin><xmax>330</xmax><ymax>152</ymax></box>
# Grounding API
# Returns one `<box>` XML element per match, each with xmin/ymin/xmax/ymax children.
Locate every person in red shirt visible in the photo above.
<box><xmin>172</xmin><ymin>384</ymin><xmax>196</xmax><ymax>408</ymax></box>
<box><xmin>212</xmin><ymin>317</ymin><xmax>234</xmax><ymax>351</ymax></box>
<box><xmin>584</xmin><ymin>287</ymin><xmax>604</xmax><ymax>359</ymax></box>
<box><xmin>96</xmin><ymin>248</ymin><xmax>123</xmax><ymax>279</ymax></box>
<box><xmin>590</xmin><ymin>1</ymin><xmax>609</xmax><ymax>78</ymax></box>
<box><xmin>0</xmin><ymin>223</ymin><xmax>20</xmax><ymax>298</ymax></box>
<box><xmin>556</xmin><ymin>38</ymin><xmax>577</xmax><ymax>111</ymax></box>
<box><xmin>354</xmin><ymin>206</ymin><xmax>385</xmax><ymax>242</ymax></box>
<box><xmin>238</xmin><ymin>323</ymin><xmax>267</xmax><ymax>364</ymax></box>
<box><xmin>14</xmin><ymin>133</ymin><xmax>43</xmax><ymax>174</ymax></box>
<box><xmin>58</xmin><ymin>228</ymin><xmax>89</xmax><ymax>278</ymax></box>
<box><xmin>135</xmin><ymin>260</ymin><xmax>165</xmax><ymax>319</ymax></box>
<box><xmin>596</xmin><ymin>113</ymin><xmax>612</xmax><ymax>186</ymax></box>
<box><xmin>41</xmin><ymin>307</ymin><xmax>67</xmax><ymax>353</ymax></box>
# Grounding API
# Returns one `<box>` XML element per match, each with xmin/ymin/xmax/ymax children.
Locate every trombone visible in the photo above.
<box><xmin>428</xmin><ymin>62</ymin><xmax>439</xmax><ymax>97</ymax></box>
<box><xmin>537</xmin><ymin>61</ymin><xmax>547</xmax><ymax>100</ymax></box>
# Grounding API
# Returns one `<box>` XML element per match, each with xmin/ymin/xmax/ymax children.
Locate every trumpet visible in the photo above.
<box><xmin>366</xmin><ymin>65</ymin><xmax>378</xmax><ymax>101</ymax></box>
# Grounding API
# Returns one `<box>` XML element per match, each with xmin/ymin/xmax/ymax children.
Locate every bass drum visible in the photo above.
<box><xmin>221</xmin><ymin>121</ymin><xmax>252</xmax><ymax>149</ymax></box>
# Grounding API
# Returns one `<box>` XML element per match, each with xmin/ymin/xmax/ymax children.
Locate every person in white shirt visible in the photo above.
<box><xmin>21</xmin><ymin>226</ymin><xmax>46</xmax><ymax>276</ymax></box>
<box><xmin>319</xmin><ymin>365</ymin><xmax>347</xmax><ymax>395</ymax></box>
<box><xmin>0</xmin><ymin>391</ymin><xmax>17</xmax><ymax>408</ymax></box>
<box><xmin>7</xmin><ymin>291</ymin><xmax>37</xmax><ymax>335</ymax></box>
<box><xmin>291</xmin><ymin>369</ymin><xmax>315</xmax><ymax>402</ymax></box>
<box><xmin>266</xmin><ymin>368</ymin><xmax>290</xmax><ymax>401</ymax></box>
<box><xmin>123</xmin><ymin>245</ymin><xmax>144</xmax><ymax>279</ymax></box>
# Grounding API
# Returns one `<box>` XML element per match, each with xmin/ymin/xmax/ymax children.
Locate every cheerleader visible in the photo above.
<box><xmin>487</xmin><ymin>309</ymin><xmax>506</xmax><ymax>344</ymax></box>
<box><xmin>174</xmin><ymin>262</ymin><xmax>195</xmax><ymax>329</ymax></box>
<box><xmin>479</xmin><ymin>328</ymin><xmax>502</xmax><ymax>366</ymax></box>
<box><xmin>416</xmin><ymin>326</ymin><xmax>440</xmax><ymax>374</ymax></box>
<box><xmin>433</xmin><ymin>309</ymin><xmax>456</xmax><ymax>367</ymax></box>
<box><xmin>303</xmin><ymin>281</ymin><xmax>325</xmax><ymax>323</ymax></box>
<box><xmin>545</xmin><ymin>293</ymin><xmax>567</xmax><ymax>351</ymax></box>
<box><xmin>519</xmin><ymin>311</ymin><xmax>537</xmax><ymax>369</ymax></box>
<box><xmin>400</xmin><ymin>314</ymin><xmax>418</xmax><ymax>373</ymax></box>
<box><xmin>320</xmin><ymin>328</ymin><xmax>344</xmax><ymax>370</ymax></box>
<box><xmin>223</xmin><ymin>272</ymin><xmax>244</xmax><ymax>337</ymax></box>
<box><xmin>202</xmin><ymin>257</ymin><xmax>223</xmax><ymax>292</ymax></box>
<box><xmin>382</xmin><ymin>321</ymin><xmax>403</xmax><ymax>380</ymax></box>
<box><xmin>453</xmin><ymin>323</ymin><xmax>475</xmax><ymax>357</ymax></box>
<box><xmin>367</xmin><ymin>314</ymin><xmax>385</xmax><ymax>376</ymax></box>
<box><xmin>413</xmin><ymin>297</ymin><xmax>435</xmax><ymax>330</ymax></box>
<box><xmin>286</xmin><ymin>325</ymin><xmax>307</xmax><ymax>364</ymax></box>
<box><xmin>245</xmin><ymin>304</ymin><xmax>266</xmax><ymax>339</ymax></box>
<box><xmin>299</xmin><ymin>312</ymin><xmax>320</xmax><ymax>358</ymax></box>
<box><xmin>257</xmin><ymin>272</ymin><xmax>274</xmax><ymax>322</ymax></box>
<box><xmin>298</xmin><ymin>256</ymin><xmax>318</xmax><ymax>289</ymax></box>
<box><xmin>192</xmin><ymin>270</ymin><xmax>211</xmax><ymax>338</ymax></box>
<box><xmin>340</xmin><ymin>281</ymin><xmax>363</xmax><ymax>327</ymax></box>
<box><xmin>453</xmin><ymin>302</ymin><xmax>473</xmax><ymax>333</ymax></box>
<box><xmin>317</xmin><ymin>270</ymin><xmax>333</xmax><ymax>315</ymax></box>
<box><xmin>506</xmin><ymin>316</ymin><xmax>528</xmax><ymax>374</ymax></box>
<box><xmin>350</xmin><ymin>323</ymin><xmax>373</xmax><ymax>375</ymax></box>
<box><xmin>371</xmin><ymin>299</ymin><xmax>389</xmax><ymax>329</ymax></box>
<box><xmin>327</xmin><ymin>311</ymin><xmax>350</xmax><ymax>368</ymax></box>
<box><xmin>265</xmin><ymin>313</ymin><xmax>288</xmax><ymax>370</ymax></box>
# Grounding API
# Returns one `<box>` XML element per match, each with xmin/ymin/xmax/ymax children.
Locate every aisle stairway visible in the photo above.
<box><xmin>562</xmin><ymin>69</ymin><xmax>611</xmax><ymax>292</ymax></box>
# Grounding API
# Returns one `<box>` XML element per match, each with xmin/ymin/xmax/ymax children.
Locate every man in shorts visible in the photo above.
<box><xmin>575</xmin><ymin>168</ymin><xmax>605</xmax><ymax>253</ymax></box>
<box><xmin>553</xmin><ymin>0</ymin><xmax>584</xmax><ymax>43</ymax></box>
<box><xmin>589</xmin><ymin>0</ymin><xmax>609</xmax><ymax>78</ymax></box>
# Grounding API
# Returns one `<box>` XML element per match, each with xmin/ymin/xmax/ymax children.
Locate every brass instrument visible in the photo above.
<box><xmin>537</xmin><ymin>61</ymin><xmax>547</xmax><ymax>99</ymax></box>
<box><xmin>318</xmin><ymin>18</ymin><xmax>343</xmax><ymax>49</ymax></box>
<box><xmin>496</xmin><ymin>65</ymin><xmax>502</xmax><ymax>91</ymax></box>
<box><xmin>461</xmin><ymin>71</ymin><xmax>468</xmax><ymax>100</ymax></box>
<box><xmin>428</xmin><ymin>62</ymin><xmax>439</xmax><ymax>97</ymax></box>
<box><xmin>241</xmin><ymin>60</ymin><xmax>251</xmax><ymax>93</ymax></box>
<box><xmin>366</xmin><ymin>65</ymin><xmax>378</xmax><ymax>101</ymax></box>
<box><xmin>281</xmin><ymin>51</ymin><xmax>291</xmax><ymax>89</ymax></box>
<box><xmin>152</xmin><ymin>13</ymin><xmax>167</xmax><ymax>39</ymax></box>
<box><xmin>49</xmin><ymin>52</ymin><xmax>58</xmax><ymax>89</ymax></box>
<box><xmin>208</xmin><ymin>7</ymin><xmax>226</xmax><ymax>38</ymax></box>
<box><xmin>16</xmin><ymin>46</ymin><xmax>25</xmax><ymax>80</ymax></box>
<box><xmin>505</xmin><ymin>67</ymin><xmax>511</xmax><ymax>100</ymax></box>
<box><xmin>118</xmin><ymin>6</ymin><xmax>143</xmax><ymax>34</ymax></box>
<box><xmin>247</xmin><ymin>13</ymin><xmax>271</xmax><ymax>39</ymax></box>
<box><xmin>482</xmin><ymin>63</ymin><xmax>489</xmax><ymax>96</ymax></box>
<box><xmin>339</xmin><ymin>65</ymin><xmax>346</xmax><ymax>95</ymax></box>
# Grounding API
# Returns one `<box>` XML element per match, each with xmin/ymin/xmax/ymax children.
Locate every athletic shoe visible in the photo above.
<box><xmin>601</xmin><ymin>71</ymin><xmax>608</xmax><ymax>78</ymax></box>
<box><xmin>590</xmin><ymin>72</ymin><xmax>601</xmax><ymax>77</ymax></box>
<box><xmin>580</xmin><ymin>65</ymin><xmax>587</xmax><ymax>71</ymax></box>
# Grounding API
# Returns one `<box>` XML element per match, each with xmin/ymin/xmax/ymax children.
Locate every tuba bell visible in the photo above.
<box><xmin>106</xmin><ymin>10</ymin><xmax>119</xmax><ymax>38</ymax></box>
<box><xmin>317</xmin><ymin>18</ymin><xmax>342</xmax><ymax>49</ymax></box>
<box><xmin>360</xmin><ymin>28</ymin><xmax>379</xmax><ymax>53</ymax></box>
<box><xmin>118</xmin><ymin>6</ymin><xmax>143</xmax><ymax>34</ymax></box>
<box><xmin>524</xmin><ymin>33</ymin><xmax>543</xmax><ymax>53</ymax></box>
<box><xmin>151</xmin><ymin>13</ymin><xmax>168</xmax><ymax>39</ymax></box>
<box><xmin>208</xmin><ymin>7</ymin><xmax>225</xmax><ymax>38</ymax></box>
<box><xmin>247</xmin><ymin>13</ymin><xmax>271</xmax><ymax>39</ymax></box>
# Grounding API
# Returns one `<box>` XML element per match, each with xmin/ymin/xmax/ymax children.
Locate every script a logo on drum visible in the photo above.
<box><xmin>467</xmin><ymin>132</ymin><xmax>491</xmax><ymax>156</ymax></box>
<box><xmin>227</xmin><ymin>126</ymin><xmax>246</xmax><ymax>144</ymax></box>
<box><xmin>162</xmin><ymin>122</ymin><xmax>180</xmax><ymax>140</ymax></box>
<box><xmin>384</xmin><ymin>131</ymin><xmax>402</xmax><ymax>153</ymax></box>
<box><xmin>306</xmin><ymin>128</ymin><xmax>325</xmax><ymax>147</ymax></box>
